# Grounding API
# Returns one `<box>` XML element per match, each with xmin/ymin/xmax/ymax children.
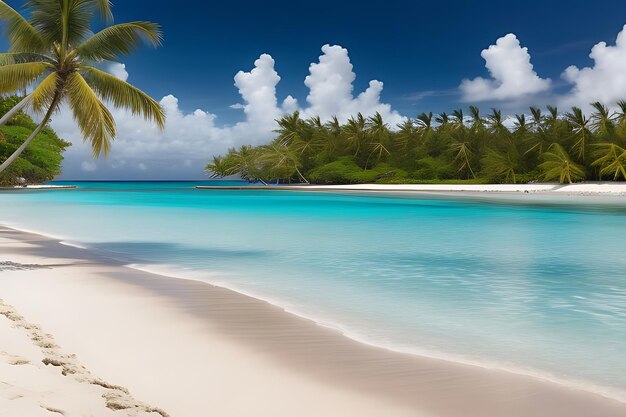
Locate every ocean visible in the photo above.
<box><xmin>1</xmin><ymin>181</ymin><xmax>625</xmax><ymax>399</ymax></box>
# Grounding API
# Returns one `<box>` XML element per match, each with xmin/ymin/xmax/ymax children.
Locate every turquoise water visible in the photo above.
<box><xmin>2</xmin><ymin>181</ymin><xmax>626</xmax><ymax>398</ymax></box>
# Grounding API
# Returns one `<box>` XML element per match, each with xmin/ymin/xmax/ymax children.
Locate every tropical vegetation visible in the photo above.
<box><xmin>0</xmin><ymin>95</ymin><xmax>70</xmax><ymax>185</ymax></box>
<box><xmin>207</xmin><ymin>103</ymin><xmax>626</xmax><ymax>184</ymax></box>
<box><xmin>0</xmin><ymin>0</ymin><xmax>165</xmax><ymax>179</ymax></box>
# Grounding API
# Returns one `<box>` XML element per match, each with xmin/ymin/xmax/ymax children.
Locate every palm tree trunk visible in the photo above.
<box><xmin>0</xmin><ymin>94</ymin><xmax>32</xmax><ymax>126</ymax></box>
<box><xmin>0</xmin><ymin>101</ymin><xmax>55</xmax><ymax>176</ymax></box>
<box><xmin>295</xmin><ymin>167</ymin><xmax>309</xmax><ymax>184</ymax></box>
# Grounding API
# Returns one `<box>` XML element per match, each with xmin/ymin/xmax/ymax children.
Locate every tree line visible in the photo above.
<box><xmin>207</xmin><ymin>103</ymin><xmax>626</xmax><ymax>184</ymax></box>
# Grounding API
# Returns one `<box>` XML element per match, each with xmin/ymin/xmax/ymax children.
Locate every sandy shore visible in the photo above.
<box><xmin>2</xmin><ymin>226</ymin><xmax>626</xmax><ymax>416</ymax></box>
<box><xmin>196</xmin><ymin>182</ymin><xmax>626</xmax><ymax>195</ymax></box>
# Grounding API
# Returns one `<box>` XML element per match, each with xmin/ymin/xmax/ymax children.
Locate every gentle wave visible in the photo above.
<box><xmin>126</xmin><ymin>261</ymin><xmax>626</xmax><ymax>404</ymax></box>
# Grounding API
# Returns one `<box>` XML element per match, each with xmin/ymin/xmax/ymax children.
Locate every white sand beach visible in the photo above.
<box><xmin>2</xmin><ymin>225</ymin><xmax>626</xmax><ymax>417</ymax></box>
<box><xmin>197</xmin><ymin>182</ymin><xmax>626</xmax><ymax>196</ymax></box>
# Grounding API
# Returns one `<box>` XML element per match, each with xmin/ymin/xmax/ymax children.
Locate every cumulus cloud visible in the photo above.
<box><xmin>560</xmin><ymin>24</ymin><xmax>626</xmax><ymax>107</ymax></box>
<box><xmin>460</xmin><ymin>33</ymin><xmax>551</xmax><ymax>102</ymax></box>
<box><xmin>108</xmin><ymin>62</ymin><xmax>129</xmax><ymax>82</ymax></box>
<box><xmin>233</xmin><ymin>54</ymin><xmax>282</xmax><ymax>131</ymax></box>
<box><xmin>52</xmin><ymin>45</ymin><xmax>403</xmax><ymax>179</ymax></box>
<box><xmin>301</xmin><ymin>45</ymin><xmax>404</xmax><ymax>125</ymax></box>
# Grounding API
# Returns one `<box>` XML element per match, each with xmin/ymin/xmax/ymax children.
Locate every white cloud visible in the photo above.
<box><xmin>53</xmin><ymin>45</ymin><xmax>404</xmax><ymax>179</ymax></box>
<box><xmin>301</xmin><ymin>45</ymin><xmax>404</xmax><ymax>125</ymax></box>
<box><xmin>80</xmin><ymin>161</ymin><xmax>97</xmax><ymax>172</ymax></box>
<box><xmin>560</xmin><ymin>24</ymin><xmax>626</xmax><ymax>107</ymax></box>
<box><xmin>281</xmin><ymin>95</ymin><xmax>299</xmax><ymax>113</ymax></box>
<box><xmin>108</xmin><ymin>63</ymin><xmax>129</xmax><ymax>82</ymax></box>
<box><xmin>229</xmin><ymin>103</ymin><xmax>244</xmax><ymax>109</ymax></box>
<box><xmin>460</xmin><ymin>33</ymin><xmax>551</xmax><ymax>102</ymax></box>
<box><xmin>233</xmin><ymin>54</ymin><xmax>282</xmax><ymax>131</ymax></box>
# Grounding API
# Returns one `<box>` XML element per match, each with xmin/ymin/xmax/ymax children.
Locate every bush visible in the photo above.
<box><xmin>0</xmin><ymin>97</ymin><xmax>71</xmax><ymax>186</ymax></box>
<box><xmin>308</xmin><ymin>157</ymin><xmax>408</xmax><ymax>184</ymax></box>
<box><xmin>412</xmin><ymin>156</ymin><xmax>455</xmax><ymax>180</ymax></box>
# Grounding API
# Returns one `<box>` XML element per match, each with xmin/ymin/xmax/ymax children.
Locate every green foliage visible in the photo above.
<box><xmin>592</xmin><ymin>143</ymin><xmax>626</xmax><ymax>180</ymax></box>
<box><xmin>0</xmin><ymin>97</ymin><xmax>70</xmax><ymax>185</ymax></box>
<box><xmin>539</xmin><ymin>143</ymin><xmax>585</xmax><ymax>184</ymax></box>
<box><xmin>308</xmin><ymin>158</ymin><xmax>407</xmax><ymax>184</ymax></box>
<box><xmin>207</xmin><ymin>104</ymin><xmax>626</xmax><ymax>185</ymax></box>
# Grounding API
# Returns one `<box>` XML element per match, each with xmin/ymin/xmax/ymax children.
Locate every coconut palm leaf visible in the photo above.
<box><xmin>0</xmin><ymin>61</ymin><xmax>50</xmax><ymax>93</ymax></box>
<box><xmin>0</xmin><ymin>1</ymin><xmax>46</xmax><ymax>52</ymax></box>
<box><xmin>66</xmin><ymin>72</ymin><xmax>116</xmax><ymax>157</ymax></box>
<box><xmin>565</xmin><ymin>106</ymin><xmax>592</xmax><ymax>162</ymax></box>
<box><xmin>416</xmin><ymin>112</ymin><xmax>433</xmax><ymax>130</ymax></box>
<box><xmin>450</xmin><ymin>140</ymin><xmax>476</xmax><ymax>178</ymax></box>
<box><xmin>27</xmin><ymin>0</ymin><xmax>92</xmax><ymax>47</ymax></box>
<box><xmin>469</xmin><ymin>105</ymin><xmax>484</xmax><ymax>131</ymax></box>
<box><xmin>94</xmin><ymin>0</ymin><xmax>113</xmax><ymax>22</ymax></box>
<box><xmin>539</xmin><ymin>143</ymin><xmax>585</xmax><ymax>184</ymax></box>
<box><xmin>481</xmin><ymin>148</ymin><xmax>519</xmax><ymax>183</ymax></box>
<box><xmin>76</xmin><ymin>21</ymin><xmax>162</xmax><ymax>61</ymax></box>
<box><xmin>590</xmin><ymin>102</ymin><xmax>616</xmax><ymax>136</ymax></box>
<box><xmin>592</xmin><ymin>143</ymin><xmax>626</xmax><ymax>180</ymax></box>
<box><xmin>81</xmin><ymin>66</ymin><xmax>165</xmax><ymax>128</ymax></box>
<box><xmin>30</xmin><ymin>71</ymin><xmax>59</xmax><ymax>113</ymax></box>
<box><xmin>0</xmin><ymin>51</ymin><xmax>53</xmax><ymax>65</ymax></box>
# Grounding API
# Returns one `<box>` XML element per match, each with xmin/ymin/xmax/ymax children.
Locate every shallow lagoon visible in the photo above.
<box><xmin>2</xmin><ymin>181</ymin><xmax>626</xmax><ymax>399</ymax></box>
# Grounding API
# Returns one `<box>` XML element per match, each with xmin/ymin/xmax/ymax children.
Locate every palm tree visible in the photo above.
<box><xmin>485</xmin><ymin>108</ymin><xmax>509</xmax><ymax>140</ymax></box>
<box><xmin>525</xmin><ymin>106</ymin><xmax>551</xmax><ymax>156</ymax></box>
<box><xmin>416</xmin><ymin>112</ymin><xmax>433</xmax><ymax>131</ymax></box>
<box><xmin>205</xmin><ymin>155</ymin><xmax>236</xmax><ymax>178</ymax></box>
<box><xmin>0</xmin><ymin>0</ymin><xmax>165</xmax><ymax>175</ymax></box>
<box><xmin>449</xmin><ymin>135</ymin><xmax>476</xmax><ymax>179</ymax></box>
<box><xmin>468</xmin><ymin>105</ymin><xmax>485</xmax><ymax>133</ymax></box>
<box><xmin>592</xmin><ymin>143</ymin><xmax>626</xmax><ymax>180</ymax></box>
<box><xmin>590</xmin><ymin>102</ymin><xmax>617</xmax><ymax>146</ymax></box>
<box><xmin>274</xmin><ymin>111</ymin><xmax>304</xmax><ymax>146</ymax></box>
<box><xmin>284</xmin><ymin>116</ymin><xmax>324</xmax><ymax>166</ymax></box>
<box><xmin>343</xmin><ymin>113</ymin><xmax>367</xmax><ymax>157</ymax></box>
<box><xmin>528</xmin><ymin>106</ymin><xmax>544</xmax><ymax>132</ymax></box>
<box><xmin>450</xmin><ymin>109</ymin><xmax>466</xmax><ymax>131</ymax></box>
<box><xmin>539</xmin><ymin>143</ymin><xmax>585</xmax><ymax>184</ymax></box>
<box><xmin>260</xmin><ymin>140</ymin><xmax>309</xmax><ymax>183</ymax></box>
<box><xmin>365</xmin><ymin>112</ymin><xmax>390</xmax><ymax>168</ymax></box>
<box><xmin>513</xmin><ymin>114</ymin><xmax>528</xmax><ymax>134</ymax></box>
<box><xmin>564</xmin><ymin>107</ymin><xmax>593</xmax><ymax>163</ymax></box>
<box><xmin>435</xmin><ymin>112</ymin><xmax>449</xmax><ymax>127</ymax></box>
<box><xmin>395</xmin><ymin>118</ymin><xmax>419</xmax><ymax>152</ymax></box>
<box><xmin>481</xmin><ymin>148</ymin><xmax>519</xmax><ymax>183</ymax></box>
<box><xmin>322</xmin><ymin>116</ymin><xmax>342</xmax><ymax>157</ymax></box>
<box><xmin>223</xmin><ymin>145</ymin><xmax>268</xmax><ymax>184</ymax></box>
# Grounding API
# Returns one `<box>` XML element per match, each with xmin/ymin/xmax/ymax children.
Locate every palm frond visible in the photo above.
<box><xmin>66</xmin><ymin>72</ymin><xmax>116</xmax><ymax>157</ymax></box>
<box><xmin>76</xmin><ymin>21</ymin><xmax>162</xmax><ymax>61</ymax></box>
<box><xmin>0</xmin><ymin>61</ymin><xmax>50</xmax><ymax>94</ymax></box>
<box><xmin>81</xmin><ymin>65</ymin><xmax>165</xmax><ymax>128</ymax></box>
<box><xmin>27</xmin><ymin>0</ymin><xmax>93</xmax><ymax>47</ymax></box>
<box><xmin>0</xmin><ymin>1</ymin><xmax>46</xmax><ymax>52</ymax></box>
<box><xmin>0</xmin><ymin>52</ymin><xmax>53</xmax><ymax>66</ymax></box>
<box><xmin>30</xmin><ymin>71</ymin><xmax>59</xmax><ymax>114</ymax></box>
<box><xmin>94</xmin><ymin>0</ymin><xmax>113</xmax><ymax>22</ymax></box>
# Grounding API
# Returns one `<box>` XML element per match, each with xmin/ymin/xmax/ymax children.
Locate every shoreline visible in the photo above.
<box><xmin>2</xmin><ymin>225</ymin><xmax>626</xmax><ymax>416</ymax></box>
<box><xmin>7</xmin><ymin>220</ymin><xmax>626</xmax><ymax>402</ymax></box>
<box><xmin>126</xmin><ymin>262</ymin><xmax>626</xmax><ymax>404</ymax></box>
<box><xmin>196</xmin><ymin>182</ymin><xmax>626</xmax><ymax>196</ymax></box>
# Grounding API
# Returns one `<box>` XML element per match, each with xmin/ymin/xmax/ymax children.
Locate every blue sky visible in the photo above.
<box><xmin>88</xmin><ymin>0</ymin><xmax>626</xmax><ymax>118</ymax></box>
<box><xmin>3</xmin><ymin>0</ymin><xmax>626</xmax><ymax>179</ymax></box>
